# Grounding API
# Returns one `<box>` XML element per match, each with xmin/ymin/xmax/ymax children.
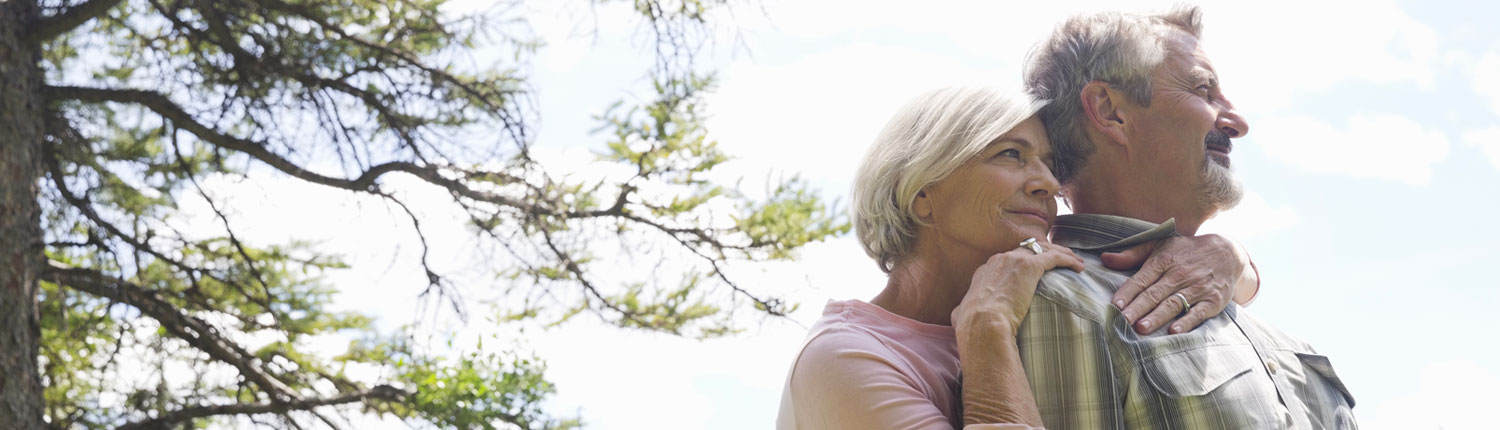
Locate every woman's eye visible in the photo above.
<box><xmin>997</xmin><ymin>148</ymin><xmax>1022</xmax><ymax>159</ymax></box>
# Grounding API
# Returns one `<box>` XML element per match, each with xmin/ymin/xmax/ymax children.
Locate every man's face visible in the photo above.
<box><xmin>1127</xmin><ymin>30</ymin><xmax>1250</xmax><ymax>213</ymax></box>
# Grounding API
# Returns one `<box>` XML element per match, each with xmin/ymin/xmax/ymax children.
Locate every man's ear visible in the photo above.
<box><xmin>1080</xmin><ymin>81</ymin><xmax>1130</xmax><ymax>147</ymax></box>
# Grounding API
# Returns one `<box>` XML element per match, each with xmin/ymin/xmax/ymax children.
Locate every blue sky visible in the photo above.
<box><xmin>178</xmin><ymin>0</ymin><xmax>1500</xmax><ymax>428</ymax></box>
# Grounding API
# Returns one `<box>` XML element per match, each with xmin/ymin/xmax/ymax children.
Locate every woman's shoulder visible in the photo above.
<box><xmin>816</xmin><ymin>300</ymin><xmax>956</xmax><ymax>339</ymax></box>
<box><xmin>798</xmin><ymin>301</ymin><xmax>897</xmax><ymax>361</ymax></box>
<box><xmin>792</xmin><ymin>300</ymin><xmax>959</xmax><ymax>379</ymax></box>
<box><xmin>779</xmin><ymin>301</ymin><xmax>966</xmax><ymax>430</ymax></box>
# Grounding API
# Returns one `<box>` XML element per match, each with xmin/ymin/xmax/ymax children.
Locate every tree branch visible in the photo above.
<box><xmin>46</xmin><ymin>85</ymin><xmax>796</xmax><ymax>331</ymax></box>
<box><xmin>41</xmin><ymin>120</ymin><xmax>276</xmax><ymax>324</ymax></box>
<box><xmin>44</xmin><ymin>85</ymin><xmax>535</xmax><ymax>208</ymax></box>
<box><xmin>115</xmin><ymin>385</ymin><xmax>407</xmax><ymax>430</ymax></box>
<box><xmin>250</xmin><ymin>0</ymin><xmax>531</xmax><ymax>147</ymax></box>
<box><xmin>49</xmin><ymin>86</ymin><xmax>390</xmax><ymax>191</ymax></box>
<box><xmin>40</xmin><ymin>261</ymin><xmax>301</xmax><ymax>403</ymax></box>
<box><xmin>535</xmin><ymin>220</ymin><xmax>651</xmax><ymax>327</ymax></box>
<box><xmin>142</xmin><ymin>0</ymin><xmax>434</xmax><ymax>158</ymax></box>
<box><xmin>170</xmin><ymin>125</ymin><xmax>285</xmax><ymax>329</ymax></box>
<box><xmin>29</xmin><ymin>0</ymin><xmax>126</xmax><ymax>44</ymax></box>
<box><xmin>380</xmin><ymin>190</ymin><xmax>467</xmax><ymax>321</ymax></box>
<box><xmin>47</xmin><ymin>86</ymin><xmax>740</xmax><ymax>250</ymax></box>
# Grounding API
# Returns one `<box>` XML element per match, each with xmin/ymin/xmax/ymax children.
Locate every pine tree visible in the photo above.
<box><xmin>0</xmin><ymin>0</ymin><xmax>845</xmax><ymax>428</ymax></box>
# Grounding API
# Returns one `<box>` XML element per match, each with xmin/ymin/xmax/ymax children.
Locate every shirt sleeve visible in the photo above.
<box><xmin>784</xmin><ymin>327</ymin><xmax>1044</xmax><ymax>430</ymax></box>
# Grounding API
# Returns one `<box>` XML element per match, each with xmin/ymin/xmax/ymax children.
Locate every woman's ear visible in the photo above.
<box><xmin>913</xmin><ymin>189</ymin><xmax>934</xmax><ymax>220</ymax></box>
<box><xmin>1081</xmin><ymin>81</ymin><xmax>1130</xmax><ymax>147</ymax></box>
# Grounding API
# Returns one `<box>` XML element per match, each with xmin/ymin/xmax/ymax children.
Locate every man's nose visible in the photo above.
<box><xmin>1217</xmin><ymin>108</ymin><xmax>1250</xmax><ymax>138</ymax></box>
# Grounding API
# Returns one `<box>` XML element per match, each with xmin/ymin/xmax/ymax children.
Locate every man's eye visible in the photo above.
<box><xmin>1196</xmin><ymin>85</ymin><xmax>1214</xmax><ymax>101</ymax></box>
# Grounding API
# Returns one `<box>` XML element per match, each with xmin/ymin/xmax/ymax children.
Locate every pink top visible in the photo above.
<box><xmin>777</xmin><ymin>300</ymin><xmax>1042</xmax><ymax>430</ymax></box>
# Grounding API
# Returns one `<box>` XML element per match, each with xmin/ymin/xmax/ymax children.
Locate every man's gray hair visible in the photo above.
<box><xmin>851</xmin><ymin>87</ymin><xmax>1045</xmax><ymax>273</ymax></box>
<box><xmin>1024</xmin><ymin>5</ymin><xmax>1204</xmax><ymax>183</ymax></box>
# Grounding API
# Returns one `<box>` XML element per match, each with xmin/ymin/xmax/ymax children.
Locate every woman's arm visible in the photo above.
<box><xmin>951</xmin><ymin>240</ymin><xmax>1084</xmax><ymax>427</ymax></box>
<box><xmin>1101</xmin><ymin>234</ymin><xmax>1258</xmax><ymax>334</ymax></box>
<box><xmin>954</xmin><ymin>318</ymin><xmax>1041</xmax><ymax>426</ymax></box>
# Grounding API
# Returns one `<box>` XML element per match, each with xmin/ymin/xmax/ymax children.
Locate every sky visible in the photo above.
<box><xmin>176</xmin><ymin>0</ymin><xmax>1500</xmax><ymax>428</ymax></box>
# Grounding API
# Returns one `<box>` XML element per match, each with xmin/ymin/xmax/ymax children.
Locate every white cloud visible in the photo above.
<box><xmin>1364</xmin><ymin>358</ymin><xmax>1500</xmax><ymax>430</ymax></box>
<box><xmin>1207</xmin><ymin>0</ymin><xmax>1438</xmax><ymax>113</ymax></box>
<box><xmin>1462</xmin><ymin>127</ymin><xmax>1500</xmax><ymax>170</ymax></box>
<box><xmin>1198</xmin><ymin>191</ymin><xmax>1300</xmax><ymax>241</ymax></box>
<box><xmin>755</xmin><ymin>0</ymin><xmax>1070</xmax><ymax>48</ymax></box>
<box><xmin>704</xmin><ymin>44</ymin><xmax>1008</xmax><ymax>195</ymax></box>
<box><xmin>1253</xmin><ymin>114</ymin><xmax>1450</xmax><ymax>186</ymax></box>
<box><xmin>526</xmin><ymin>1</ymin><xmax>644</xmax><ymax>74</ymax></box>
<box><xmin>1473</xmin><ymin>53</ymin><xmax>1500</xmax><ymax>119</ymax></box>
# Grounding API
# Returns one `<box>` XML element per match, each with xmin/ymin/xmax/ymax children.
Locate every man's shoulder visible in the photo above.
<box><xmin>1034</xmin><ymin>253</ymin><xmax>1131</xmax><ymax>324</ymax></box>
<box><xmin>1228</xmin><ymin>305</ymin><xmax>1323</xmax><ymax>354</ymax></box>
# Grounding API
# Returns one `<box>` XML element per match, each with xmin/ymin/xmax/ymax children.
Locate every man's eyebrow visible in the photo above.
<box><xmin>1190</xmin><ymin>68</ymin><xmax>1218</xmax><ymax>86</ymax></box>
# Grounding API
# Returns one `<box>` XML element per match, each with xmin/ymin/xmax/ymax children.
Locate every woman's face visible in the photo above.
<box><xmin>916</xmin><ymin>116</ymin><xmax>1061</xmax><ymax>257</ymax></box>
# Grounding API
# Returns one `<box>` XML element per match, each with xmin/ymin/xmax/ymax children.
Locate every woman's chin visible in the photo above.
<box><xmin>999</xmin><ymin>222</ymin><xmax>1050</xmax><ymax>244</ymax></box>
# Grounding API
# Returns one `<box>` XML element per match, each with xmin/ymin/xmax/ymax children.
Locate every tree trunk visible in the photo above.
<box><xmin>0</xmin><ymin>0</ymin><xmax>48</xmax><ymax>428</ymax></box>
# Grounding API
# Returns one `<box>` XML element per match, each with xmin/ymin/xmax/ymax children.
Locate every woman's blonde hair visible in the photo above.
<box><xmin>851</xmin><ymin>87</ymin><xmax>1046</xmax><ymax>273</ymax></box>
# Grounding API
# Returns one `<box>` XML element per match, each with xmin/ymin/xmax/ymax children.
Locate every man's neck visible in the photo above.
<box><xmin>1064</xmin><ymin>170</ymin><xmax>1207</xmax><ymax>236</ymax></box>
<box><xmin>1050</xmin><ymin>214</ymin><xmax>1180</xmax><ymax>252</ymax></box>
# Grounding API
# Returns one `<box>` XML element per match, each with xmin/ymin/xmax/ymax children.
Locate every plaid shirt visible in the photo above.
<box><xmin>1013</xmin><ymin>214</ymin><xmax>1357</xmax><ymax>429</ymax></box>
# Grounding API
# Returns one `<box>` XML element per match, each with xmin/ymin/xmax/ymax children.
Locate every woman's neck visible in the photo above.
<box><xmin>870</xmin><ymin>249</ymin><xmax>979</xmax><ymax>326</ymax></box>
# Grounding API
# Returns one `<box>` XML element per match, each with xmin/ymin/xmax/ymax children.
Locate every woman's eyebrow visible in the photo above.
<box><xmin>995</xmin><ymin>137</ymin><xmax>1032</xmax><ymax>148</ymax></box>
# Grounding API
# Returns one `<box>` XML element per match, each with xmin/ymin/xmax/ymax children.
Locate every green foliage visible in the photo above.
<box><xmin>736</xmin><ymin>176</ymin><xmax>851</xmax><ymax>260</ymax></box>
<box><xmin>609</xmin><ymin>274</ymin><xmax>726</xmax><ymax>337</ymax></box>
<box><xmin>36</xmin><ymin>279</ymin><xmax>120</xmax><ymax>429</ymax></box>
<box><xmin>335</xmin><ymin>332</ymin><xmax>582</xmax><ymax>430</ymax></box>
<box><xmin>397</xmin><ymin>348</ymin><xmax>577</xmax><ymax>430</ymax></box>
<box><xmin>596</xmin><ymin>74</ymin><xmax>731</xmax><ymax>187</ymax></box>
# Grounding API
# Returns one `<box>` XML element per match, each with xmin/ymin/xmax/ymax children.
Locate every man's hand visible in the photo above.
<box><xmin>1101</xmin><ymin>234</ymin><xmax>1258</xmax><ymax>334</ymax></box>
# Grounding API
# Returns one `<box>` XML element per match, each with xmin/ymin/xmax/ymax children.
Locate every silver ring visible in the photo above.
<box><xmin>1020</xmin><ymin>237</ymin><xmax>1044</xmax><ymax>255</ymax></box>
<box><xmin>1172</xmin><ymin>293</ymin><xmax>1191</xmax><ymax>315</ymax></box>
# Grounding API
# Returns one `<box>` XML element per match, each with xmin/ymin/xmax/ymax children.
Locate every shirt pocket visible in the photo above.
<box><xmin>1295</xmin><ymin>351</ymin><xmax>1359</xmax><ymax>430</ymax></box>
<box><xmin>1295</xmin><ymin>352</ymin><xmax>1356</xmax><ymax>408</ymax></box>
<box><xmin>1140</xmin><ymin>343</ymin><xmax>1262</xmax><ymax>397</ymax></box>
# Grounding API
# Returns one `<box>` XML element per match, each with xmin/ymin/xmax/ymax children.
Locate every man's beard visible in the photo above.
<box><xmin>1197</xmin><ymin>130</ymin><xmax>1243</xmax><ymax>212</ymax></box>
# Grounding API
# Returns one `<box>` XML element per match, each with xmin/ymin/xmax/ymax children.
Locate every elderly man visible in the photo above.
<box><xmin>1014</xmin><ymin>6</ymin><xmax>1357</xmax><ymax>429</ymax></box>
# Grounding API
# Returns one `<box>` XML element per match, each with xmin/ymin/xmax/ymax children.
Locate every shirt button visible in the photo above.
<box><xmin>1266</xmin><ymin>360</ymin><xmax>1279</xmax><ymax>374</ymax></box>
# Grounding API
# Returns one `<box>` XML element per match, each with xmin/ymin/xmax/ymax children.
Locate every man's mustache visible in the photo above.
<box><xmin>1205</xmin><ymin>130</ymin><xmax>1232</xmax><ymax>150</ymax></box>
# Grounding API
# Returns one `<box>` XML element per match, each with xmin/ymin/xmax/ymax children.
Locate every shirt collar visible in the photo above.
<box><xmin>1049</xmin><ymin>214</ymin><xmax>1180</xmax><ymax>253</ymax></box>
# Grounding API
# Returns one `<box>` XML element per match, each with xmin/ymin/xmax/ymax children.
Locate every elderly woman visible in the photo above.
<box><xmin>776</xmin><ymin>87</ymin><xmax>1256</xmax><ymax>429</ymax></box>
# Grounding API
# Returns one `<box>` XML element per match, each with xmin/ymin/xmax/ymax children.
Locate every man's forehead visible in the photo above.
<box><xmin>1162</xmin><ymin>31</ymin><xmax>1217</xmax><ymax>77</ymax></box>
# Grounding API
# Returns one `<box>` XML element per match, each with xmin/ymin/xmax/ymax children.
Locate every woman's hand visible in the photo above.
<box><xmin>1101</xmin><ymin>234</ymin><xmax>1258</xmax><ymax>335</ymax></box>
<box><xmin>952</xmin><ymin>240</ymin><xmax>1086</xmax><ymax>337</ymax></box>
<box><xmin>951</xmin><ymin>239</ymin><xmax>1083</xmax><ymax>427</ymax></box>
